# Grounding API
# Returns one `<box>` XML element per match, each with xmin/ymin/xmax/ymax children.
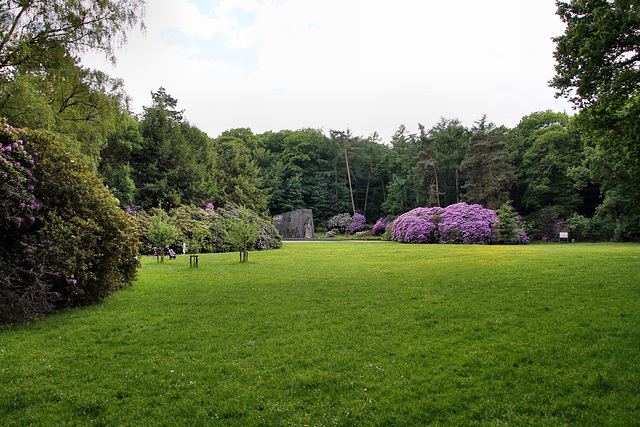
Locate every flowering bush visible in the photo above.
<box><xmin>349</xmin><ymin>213</ymin><xmax>367</xmax><ymax>234</ymax></box>
<box><xmin>138</xmin><ymin>203</ymin><xmax>282</xmax><ymax>255</ymax></box>
<box><xmin>1</xmin><ymin>121</ymin><xmax>140</xmax><ymax>323</ymax></box>
<box><xmin>391</xmin><ymin>207</ymin><xmax>445</xmax><ymax>243</ymax></box>
<box><xmin>372</xmin><ymin>216</ymin><xmax>395</xmax><ymax>236</ymax></box>
<box><xmin>438</xmin><ymin>203</ymin><xmax>497</xmax><ymax>244</ymax></box>
<box><xmin>372</xmin><ymin>219</ymin><xmax>387</xmax><ymax>235</ymax></box>
<box><xmin>123</xmin><ymin>205</ymin><xmax>142</xmax><ymax>217</ymax></box>
<box><xmin>327</xmin><ymin>213</ymin><xmax>352</xmax><ymax>234</ymax></box>
<box><xmin>391</xmin><ymin>202</ymin><xmax>529</xmax><ymax>245</ymax></box>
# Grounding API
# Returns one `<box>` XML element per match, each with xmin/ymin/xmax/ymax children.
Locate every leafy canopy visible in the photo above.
<box><xmin>0</xmin><ymin>0</ymin><xmax>145</xmax><ymax>71</ymax></box>
<box><xmin>551</xmin><ymin>0</ymin><xmax>640</xmax><ymax>176</ymax></box>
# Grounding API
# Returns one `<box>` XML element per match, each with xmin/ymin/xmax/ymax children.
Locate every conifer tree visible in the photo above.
<box><xmin>461</xmin><ymin>116</ymin><xmax>515</xmax><ymax>210</ymax></box>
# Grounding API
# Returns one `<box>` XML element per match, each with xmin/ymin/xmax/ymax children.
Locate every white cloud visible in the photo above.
<box><xmin>81</xmin><ymin>0</ymin><xmax>573</xmax><ymax>142</ymax></box>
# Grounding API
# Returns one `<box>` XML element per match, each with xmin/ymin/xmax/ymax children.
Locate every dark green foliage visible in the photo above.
<box><xmin>519</xmin><ymin>114</ymin><xmax>584</xmax><ymax>218</ymax></box>
<box><xmin>495</xmin><ymin>201</ymin><xmax>527</xmax><ymax>244</ymax></box>
<box><xmin>495</xmin><ymin>202</ymin><xmax>518</xmax><ymax>240</ymax></box>
<box><xmin>99</xmin><ymin>115</ymin><xmax>143</xmax><ymax>205</ymax></box>
<box><xmin>552</xmin><ymin>0</ymin><xmax>640</xmax><ymax>177</ymax></box>
<box><xmin>0</xmin><ymin>1</ymin><xmax>145</xmax><ymax>169</ymax></box>
<box><xmin>383</xmin><ymin>125</ymin><xmax>436</xmax><ymax>215</ymax></box>
<box><xmin>539</xmin><ymin>205</ymin><xmax>561</xmax><ymax>242</ymax></box>
<box><xmin>1</xmin><ymin>121</ymin><xmax>140</xmax><ymax>323</ymax></box>
<box><xmin>0</xmin><ymin>0</ymin><xmax>145</xmax><ymax>71</ymax></box>
<box><xmin>383</xmin><ymin>120</ymin><xmax>469</xmax><ymax>215</ymax></box>
<box><xmin>462</xmin><ymin>116</ymin><xmax>515</xmax><ymax>210</ymax></box>
<box><xmin>552</xmin><ymin>0</ymin><xmax>640</xmax><ymax>109</ymax></box>
<box><xmin>569</xmin><ymin>141</ymin><xmax>640</xmax><ymax>241</ymax></box>
<box><xmin>134</xmin><ymin>88</ymin><xmax>219</xmax><ymax>209</ymax></box>
<box><xmin>428</xmin><ymin>118</ymin><xmax>469</xmax><ymax>207</ymax></box>
<box><xmin>212</xmin><ymin>136</ymin><xmax>267</xmax><ymax>214</ymax></box>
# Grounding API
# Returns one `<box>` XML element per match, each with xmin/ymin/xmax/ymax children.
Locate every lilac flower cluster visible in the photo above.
<box><xmin>349</xmin><ymin>213</ymin><xmax>367</xmax><ymax>234</ymax></box>
<box><xmin>0</xmin><ymin>124</ymin><xmax>40</xmax><ymax>235</ymax></box>
<box><xmin>2</xmin><ymin>121</ymin><xmax>141</xmax><ymax>323</ymax></box>
<box><xmin>123</xmin><ymin>205</ymin><xmax>142</xmax><ymax>217</ymax></box>
<box><xmin>372</xmin><ymin>217</ymin><xmax>394</xmax><ymax>235</ymax></box>
<box><xmin>392</xmin><ymin>202</ymin><xmax>529</xmax><ymax>245</ymax></box>
<box><xmin>437</xmin><ymin>203</ymin><xmax>497</xmax><ymax>244</ymax></box>
<box><xmin>392</xmin><ymin>206</ymin><xmax>445</xmax><ymax>244</ymax></box>
<box><xmin>372</xmin><ymin>219</ymin><xmax>387</xmax><ymax>235</ymax></box>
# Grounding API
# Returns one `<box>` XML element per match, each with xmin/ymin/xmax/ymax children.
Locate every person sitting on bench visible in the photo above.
<box><xmin>165</xmin><ymin>245</ymin><xmax>177</xmax><ymax>260</ymax></box>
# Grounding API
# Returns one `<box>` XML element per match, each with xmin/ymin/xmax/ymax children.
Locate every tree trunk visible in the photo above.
<box><xmin>363</xmin><ymin>166</ymin><xmax>371</xmax><ymax>217</ymax></box>
<box><xmin>382</xmin><ymin>179</ymin><xmax>386</xmax><ymax>203</ymax></box>
<box><xmin>429</xmin><ymin>147</ymin><xmax>441</xmax><ymax>207</ymax></box>
<box><xmin>455</xmin><ymin>167</ymin><xmax>460</xmax><ymax>203</ymax></box>
<box><xmin>433</xmin><ymin>161</ymin><xmax>440</xmax><ymax>207</ymax></box>
<box><xmin>345</xmin><ymin>148</ymin><xmax>356</xmax><ymax>215</ymax></box>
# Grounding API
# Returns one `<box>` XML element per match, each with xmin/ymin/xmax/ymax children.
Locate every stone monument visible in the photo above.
<box><xmin>273</xmin><ymin>209</ymin><xmax>315</xmax><ymax>239</ymax></box>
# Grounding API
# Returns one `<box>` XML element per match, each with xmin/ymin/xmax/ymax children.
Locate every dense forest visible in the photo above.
<box><xmin>1</xmin><ymin>0</ymin><xmax>639</xmax><ymax>242</ymax></box>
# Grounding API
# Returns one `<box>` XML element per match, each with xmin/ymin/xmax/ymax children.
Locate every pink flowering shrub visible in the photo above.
<box><xmin>438</xmin><ymin>203</ymin><xmax>497</xmax><ymax>244</ymax></box>
<box><xmin>372</xmin><ymin>219</ymin><xmax>387</xmax><ymax>235</ymax></box>
<box><xmin>391</xmin><ymin>207</ymin><xmax>445</xmax><ymax>243</ymax></box>
<box><xmin>349</xmin><ymin>213</ymin><xmax>367</xmax><ymax>234</ymax></box>
<box><xmin>372</xmin><ymin>216</ymin><xmax>395</xmax><ymax>235</ymax></box>
<box><xmin>392</xmin><ymin>202</ymin><xmax>529</xmax><ymax>245</ymax></box>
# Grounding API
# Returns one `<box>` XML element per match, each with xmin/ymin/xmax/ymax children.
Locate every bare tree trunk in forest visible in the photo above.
<box><xmin>364</xmin><ymin>167</ymin><xmax>371</xmax><ymax>217</ymax></box>
<box><xmin>429</xmin><ymin>147</ymin><xmax>441</xmax><ymax>207</ymax></box>
<box><xmin>345</xmin><ymin>148</ymin><xmax>356</xmax><ymax>215</ymax></box>
<box><xmin>335</xmin><ymin>164</ymin><xmax>339</xmax><ymax>197</ymax></box>
<box><xmin>382</xmin><ymin>180</ymin><xmax>386</xmax><ymax>203</ymax></box>
<box><xmin>455</xmin><ymin>168</ymin><xmax>460</xmax><ymax>203</ymax></box>
<box><xmin>433</xmin><ymin>161</ymin><xmax>440</xmax><ymax>207</ymax></box>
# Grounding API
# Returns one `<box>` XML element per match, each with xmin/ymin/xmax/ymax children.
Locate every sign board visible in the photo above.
<box><xmin>559</xmin><ymin>232</ymin><xmax>569</xmax><ymax>239</ymax></box>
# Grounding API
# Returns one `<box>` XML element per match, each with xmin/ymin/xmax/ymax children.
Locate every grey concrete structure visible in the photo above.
<box><xmin>273</xmin><ymin>209</ymin><xmax>315</xmax><ymax>239</ymax></box>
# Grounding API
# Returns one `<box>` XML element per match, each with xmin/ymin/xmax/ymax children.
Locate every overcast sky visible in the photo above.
<box><xmin>82</xmin><ymin>0</ymin><xmax>575</xmax><ymax>143</ymax></box>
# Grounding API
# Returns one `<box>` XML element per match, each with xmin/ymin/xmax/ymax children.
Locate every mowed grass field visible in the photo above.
<box><xmin>1</xmin><ymin>242</ymin><xmax>639</xmax><ymax>426</ymax></box>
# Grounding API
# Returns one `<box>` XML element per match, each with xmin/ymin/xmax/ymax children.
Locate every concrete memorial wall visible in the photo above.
<box><xmin>273</xmin><ymin>209</ymin><xmax>315</xmax><ymax>239</ymax></box>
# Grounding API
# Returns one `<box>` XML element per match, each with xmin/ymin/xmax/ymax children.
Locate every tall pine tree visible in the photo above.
<box><xmin>461</xmin><ymin>116</ymin><xmax>515</xmax><ymax>210</ymax></box>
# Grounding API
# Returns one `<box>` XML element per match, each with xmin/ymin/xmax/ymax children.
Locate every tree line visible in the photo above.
<box><xmin>1</xmin><ymin>0</ymin><xmax>638</xmax><ymax>242</ymax></box>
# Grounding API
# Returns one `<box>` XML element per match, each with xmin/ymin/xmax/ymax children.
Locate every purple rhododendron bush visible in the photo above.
<box><xmin>391</xmin><ymin>202</ymin><xmax>529</xmax><ymax>245</ymax></box>
<box><xmin>372</xmin><ymin>216</ymin><xmax>395</xmax><ymax>236</ymax></box>
<box><xmin>349</xmin><ymin>213</ymin><xmax>367</xmax><ymax>234</ymax></box>
<box><xmin>1</xmin><ymin>121</ymin><xmax>140</xmax><ymax>324</ymax></box>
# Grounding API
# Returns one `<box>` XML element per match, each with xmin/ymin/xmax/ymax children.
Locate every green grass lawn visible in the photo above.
<box><xmin>1</xmin><ymin>242</ymin><xmax>639</xmax><ymax>426</ymax></box>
